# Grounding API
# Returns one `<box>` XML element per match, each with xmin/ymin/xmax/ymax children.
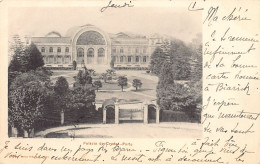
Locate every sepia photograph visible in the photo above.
<box><xmin>8</xmin><ymin>6</ymin><xmax>202</xmax><ymax>138</ymax></box>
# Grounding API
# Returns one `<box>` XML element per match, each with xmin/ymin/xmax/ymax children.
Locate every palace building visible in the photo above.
<box><xmin>28</xmin><ymin>24</ymin><xmax>169</xmax><ymax>71</ymax></box>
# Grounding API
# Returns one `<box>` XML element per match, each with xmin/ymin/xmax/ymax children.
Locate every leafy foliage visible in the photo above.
<box><xmin>54</xmin><ymin>76</ymin><xmax>69</xmax><ymax>96</ymax></box>
<box><xmin>9</xmin><ymin>36</ymin><xmax>44</xmax><ymax>73</ymax></box>
<box><xmin>93</xmin><ymin>80</ymin><xmax>102</xmax><ymax>92</ymax></box>
<box><xmin>75</xmin><ymin>69</ymin><xmax>92</xmax><ymax>86</ymax></box>
<box><xmin>154</xmin><ymin>35</ymin><xmax>202</xmax><ymax>122</ymax></box>
<box><xmin>132</xmin><ymin>79</ymin><xmax>142</xmax><ymax>91</ymax></box>
<box><xmin>149</xmin><ymin>47</ymin><xmax>166</xmax><ymax>75</ymax></box>
<box><xmin>24</xmin><ymin>43</ymin><xmax>44</xmax><ymax>71</ymax></box>
<box><xmin>118</xmin><ymin>76</ymin><xmax>128</xmax><ymax>92</ymax></box>
<box><xmin>9</xmin><ymin>78</ymin><xmax>51</xmax><ymax>134</ymax></box>
<box><xmin>70</xmin><ymin>85</ymin><xmax>96</xmax><ymax>111</ymax></box>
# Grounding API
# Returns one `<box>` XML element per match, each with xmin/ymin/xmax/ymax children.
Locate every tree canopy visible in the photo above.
<box><xmin>149</xmin><ymin>47</ymin><xmax>166</xmax><ymax>76</ymax></box>
<box><xmin>132</xmin><ymin>79</ymin><xmax>142</xmax><ymax>91</ymax></box>
<box><xmin>118</xmin><ymin>76</ymin><xmax>128</xmax><ymax>92</ymax></box>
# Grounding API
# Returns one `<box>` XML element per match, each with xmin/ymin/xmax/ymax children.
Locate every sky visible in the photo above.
<box><xmin>8</xmin><ymin>6</ymin><xmax>202</xmax><ymax>43</ymax></box>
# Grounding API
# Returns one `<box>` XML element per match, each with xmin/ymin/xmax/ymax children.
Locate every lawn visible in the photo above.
<box><xmin>100</xmin><ymin>81</ymin><xmax>129</xmax><ymax>90</ymax></box>
<box><xmin>50</xmin><ymin>70</ymin><xmax>158</xmax><ymax>102</ymax></box>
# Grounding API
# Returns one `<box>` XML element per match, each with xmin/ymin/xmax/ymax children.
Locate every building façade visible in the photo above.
<box><xmin>28</xmin><ymin>24</ymin><xmax>169</xmax><ymax>71</ymax></box>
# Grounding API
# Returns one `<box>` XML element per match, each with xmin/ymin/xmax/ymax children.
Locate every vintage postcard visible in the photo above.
<box><xmin>0</xmin><ymin>0</ymin><xmax>259</xmax><ymax>164</ymax></box>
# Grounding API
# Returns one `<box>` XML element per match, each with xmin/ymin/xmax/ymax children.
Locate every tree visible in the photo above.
<box><xmin>101</xmin><ymin>73</ymin><xmax>108</xmax><ymax>83</ymax></box>
<box><xmin>88</xmin><ymin>69</ymin><xmax>95</xmax><ymax>76</ymax></box>
<box><xmin>118</xmin><ymin>76</ymin><xmax>128</xmax><ymax>92</ymax></box>
<box><xmin>93</xmin><ymin>80</ymin><xmax>102</xmax><ymax>92</ymax></box>
<box><xmin>157</xmin><ymin>62</ymin><xmax>175</xmax><ymax>87</ymax></box>
<box><xmin>9</xmin><ymin>38</ymin><xmax>44</xmax><ymax>73</ymax></box>
<box><xmin>157</xmin><ymin>82</ymin><xmax>196</xmax><ymax>111</ymax></box>
<box><xmin>54</xmin><ymin>76</ymin><xmax>69</xmax><ymax>96</ymax></box>
<box><xmin>9</xmin><ymin>80</ymin><xmax>50</xmax><ymax>137</ymax></box>
<box><xmin>132</xmin><ymin>79</ymin><xmax>142</xmax><ymax>91</ymax></box>
<box><xmin>8</xmin><ymin>35</ymin><xmax>27</xmax><ymax>73</ymax></box>
<box><xmin>149</xmin><ymin>47</ymin><xmax>166</xmax><ymax>75</ymax></box>
<box><xmin>24</xmin><ymin>43</ymin><xmax>44</xmax><ymax>71</ymax></box>
<box><xmin>54</xmin><ymin>76</ymin><xmax>70</xmax><ymax>125</ymax></box>
<box><xmin>70</xmin><ymin>85</ymin><xmax>96</xmax><ymax>111</ymax></box>
<box><xmin>190</xmin><ymin>33</ymin><xmax>202</xmax><ymax>81</ymax></box>
<box><xmin>106</xmin><ymin>69</ymin><xmax>115</xmax><ymax>75</ymax></box>
<box><xmin>168</xmin><ymin>39</ymin><xmax>192</xmax><ymax>80</ymax></box>
<box><xmin>75</xmin><ymin>69</ymin><xmax>92</xmax><ymax>86</ymax></box>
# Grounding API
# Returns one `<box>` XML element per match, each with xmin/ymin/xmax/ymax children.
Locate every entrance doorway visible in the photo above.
<box><xmin>148</xmin><ymin>105</ymin><xmax>156</xmax><ymax>123</ymax></box>
<box><xmin>106</xmin><ymin>106</ymin><xmax>115</xmax><ymax>124</ymax></box>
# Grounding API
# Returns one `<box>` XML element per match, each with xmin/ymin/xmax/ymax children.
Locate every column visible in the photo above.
<box><xmin>143</xmin><ymin>102</ymin><xmax>148</xmax><ymax>124</ymax></box>
<box><xmin>156</xmin><ymin>105</ymin><xmax>160</xmax><ymax>124</ymax></box>
<box><xmin>103</xmin><ymin>108</ymin><xmax>107</xmax><ymax>124</ymax></box>
<box><xmin>105</xmin><ymin>47</ymin><xmax>108</xmax><ymax>64</ymax></box>
<box><xmin>61</xmin><ymin>110</ymin><xmax>64</xmax><ymax>125</ymax></box>
<box><xmin>94</xmin><ymin>47</ymin><xmax>98</xmax><ymax>64</ymax></box>
<box><xmin>84</xmin><ymin>46</ymin><xmax>87</xmax><ymax>66</ymax></box>
<box><xmin>115</xmin><ymin>101</ymin><xmax>119</xmax><ymax>124</ymax></box>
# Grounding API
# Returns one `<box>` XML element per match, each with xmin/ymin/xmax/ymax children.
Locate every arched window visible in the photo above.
<box><xmin>49</xmin><ymin>47</ymin><xmax>53</xmax><ymax>53</ymax></box>
<box><xmin>87</xmin><ymin>48</ymin><xmax>94</xmax><ymax>57</ymax></box>
<box><xmin>98</xmin><ymin>48</ymin><xmax>105</xmax><ymax>57</ymax></box>
<box><xmin>65</xmin><ymin>47</ymin><xmax>69</xmax><ymax>52</ymax></box>
<box><xmin>77</xmin><ymin>48</ymin><xmax>84</xmax><ymax>57</ymax></box>
<box><xmin>57</xmin><ymin>47</ymin><xmax>61</xmax><ymax>53</ymax></box>
<box><xmin>41</xmin><ymin>47</ymin><xmax>45</xmax><ymax>53</ymax></box>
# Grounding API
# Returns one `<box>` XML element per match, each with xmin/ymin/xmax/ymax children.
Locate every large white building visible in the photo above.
<box><xmin>29</xmin><ymin>24</ymin><xmax>168</xmax><ymax>70</ymax></box>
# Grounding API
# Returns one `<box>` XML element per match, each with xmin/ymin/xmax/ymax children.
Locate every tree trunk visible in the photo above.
<box><xmin>24</xmin><ymin>130</ymin><xmax>29</xmax><ymax>138</ymax></box>
<box><xmin>29</xmin><ymin>128</ymin><xmax>34</xmax><ymax>138</ymax></box>
<box><xmin>11</xmin><ymin>126</ymin><xmax>18</xmax><ymax>137</ymax></box>
<box><xmin>136</xmin><ymin>87</ymin><xmax>137</xmax><ymax>91</ymax></box>
<box><xmin>121</xmin><ymin>86</ymin><xmax>123</xmax><ymax>92</ymax></box>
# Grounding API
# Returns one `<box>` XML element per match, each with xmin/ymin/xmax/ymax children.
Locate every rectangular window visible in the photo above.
<box><xmin>128</xmin><ymin>56</ymin><xmax>132</xmax><ymax>63</ymax></box>
<box><xmin>120</xmin><ymin>48</ymin><xmax>124</xmax><ymax>53</ymax></box>
<box><xmin>143</xmin><ymin>48</ymin><xmax>146</xmax><ymax>53</ymax></box>
<box><xmin>135</xmin><ymin>56</ymin><xmax>139</xmax><ymax>62</ymax></box>
<box><xmin>120</xmin><ymin>56</ymin><xmax>124</xmax><ymax>62</ymax></box>
<box><xmin>112</xmin><ymin>48</ymin><xmax>116</xmax><ymax>53</ymax></box>
<box><xmin>143</xmin><ymin>56</ymin><xmax>147</xmax><ymax>63</ymax></box>
<box><xmin>112</xmin><ymin>56</ymin><xmax>116</xmax><ymax>61</ymax></box>
<box><xmin>136</xmin><ymin>48</ymin><xmax>139</xmax><ymax>53</ymax></box>
<box><xmin>66</xmin><ymin>47</ymin><xmax>69</xmax><ymax>52</ymax></box>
